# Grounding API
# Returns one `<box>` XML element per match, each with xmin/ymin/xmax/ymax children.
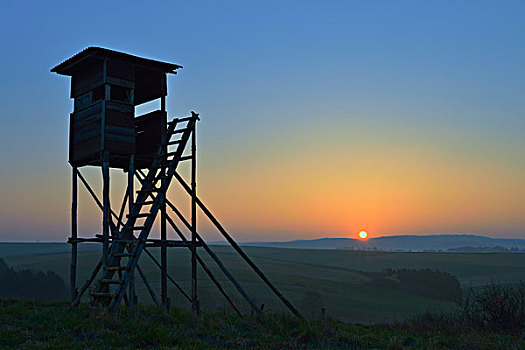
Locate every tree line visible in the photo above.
<box><xmin>0</xmin><ymin>258</ymin><xmax>67</xmax><ymax>300</ymax></box>
<box><xmin>366</xmin><ymin>268</ymin><xmax>462</xmax><ymax>302</ymax></box>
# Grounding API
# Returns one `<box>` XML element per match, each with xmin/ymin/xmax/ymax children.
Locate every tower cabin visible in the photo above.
<box><xmin>51</xmin><ymin>47</ymin><xmax>182</xmax><ymax>169</ymax></box>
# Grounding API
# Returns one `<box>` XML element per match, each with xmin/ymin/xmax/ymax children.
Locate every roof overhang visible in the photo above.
<box><xmin>51</xmin><ymin>47</ymin><xmax>182</xmax><ymax>76</ymax></box>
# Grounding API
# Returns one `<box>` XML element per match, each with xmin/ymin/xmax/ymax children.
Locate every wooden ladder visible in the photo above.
<box><xmin>91</xmin><ymin>112</ymin><xmax>199</xmax><ymax>310</ymax></box>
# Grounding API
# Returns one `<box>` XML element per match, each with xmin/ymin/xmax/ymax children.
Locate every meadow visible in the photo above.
<box><xmin>3</xmin><ymin>298</ymin><xmax>525</xmax><ymax>349</ymax></box>
<box><xmin>1</xmin><ymin>243</ymin><xmax>524</xmax><ymax>323</ymax></box>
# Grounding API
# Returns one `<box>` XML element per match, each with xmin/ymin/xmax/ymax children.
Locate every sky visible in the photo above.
<box><xmin>0</xmin><ymin>0</ymin><xmax>524</xmax><ymax>242</ymax></box>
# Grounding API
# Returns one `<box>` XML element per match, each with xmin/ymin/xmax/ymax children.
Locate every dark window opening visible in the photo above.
<box><xmin>111</xmin><ymin>85</ymin><xmax>131</xmax><ymax>103</ymax></box>
<box><xmin>92</xmin><ymin>85</ymin><xmax>105</xmax><ymax>102</ymax></box>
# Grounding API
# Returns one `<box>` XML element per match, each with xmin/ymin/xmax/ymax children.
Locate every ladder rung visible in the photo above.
<box><xmin>113</xmin><ymin>239</ymin><xmax>140</xmax><ymax>244</ymax></box>
<box><xmin>99</xmin><ymin>279</ymin><xmax>124</xmax><ymax>285</ymax></box>
<box><xmin>106</xmin><ymin>266</ymin><xmax>128</xmax><ymax>272</ymax></box>
<box><xmin>90</xmin><ymin>292</ymin><xmax>117</xmax><ymax>298</ymax></box>
<box><xmin>126</xmin><ymin>213</ymin><xmax>149</xmax><ymax>218</ymax></box>
<box><xmin>112</xmin><ymin>252</ymin><xmax>134</xmax><ymax>258</ymax></box>
<box><xmin>163</xmin><ymin>155</ymin><xmax>191</xmax><ymax>165</ymax></box>
<box><xmin>167</xmin><ymin>140</ymin><xmax>182</xmax><ymax>146</ymax></box>
<box><xmin>145</xmin><ymin>240</ymin><xmax>201</xmax><ymax>247</ymax></box>
<box><xmin>132</xmin><ymin>226</ymin><xmax>146</xmax><ymax>231</ymax></box>
<box><xmin>167</xmin><ymin>119</ymin><xmax>179</xmax><ymax>126</ymax></box>
<box><xmin>177</xmin><ymin>116</ymin><xmax>194</xmax><ymax>123</ymax></box>
<box><xmin>137</xmin><ymin>188</ymin><xmax>161</xmax><ymax>193</ymax></box>
<box><xmin>166</xmin><ymin>151</ymin><xmax>180</xmax><ymax>157</ymax></box>
<box><xmin>136</xmin><ymin>201</ymin><xmax>155</xmax><ymax>205</ymax></box>
<box><xmin>171</xmin><ymin>128</ymin><xmax>188</xmax><ymax>135</ymax></box>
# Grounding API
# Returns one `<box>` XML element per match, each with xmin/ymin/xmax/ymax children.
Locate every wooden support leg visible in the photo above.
<box><xmin>191</xmin><ymin>124</ymin><xmax>198</xmax><ymax>314</ymax></box>
<box><xmin>160</xmin><ymin>96</ymin><xmax>168</xmax><ymax>308</ymax></box>
<box><xmin>102</xmin><ymin>151</ymin><xmax>110</xmax><ymax>272</ymax></box>
<box><xmin>128</xmin><ymin>155</ymin><xmax>135</xmax><ymax>306</ymax></box>
<box><xmin>161</xmin><ymin>173</ymin><xmax>168</xmax><ymax>307</ymax></box>
<box><xmin>71</xmin><ymin>166</ymin><xmax>78</xmax><ymax>302</ymax></box>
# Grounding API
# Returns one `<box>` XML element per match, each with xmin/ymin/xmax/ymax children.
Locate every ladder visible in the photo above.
<box><xmin>91</xmin><ymin>112</ymin><xmax>199</xmax><ymax>310</ymax></box>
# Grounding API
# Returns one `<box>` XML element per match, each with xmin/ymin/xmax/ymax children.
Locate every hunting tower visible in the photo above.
<box><xmin>52</xmin><ymin>47</ymin><xmax>179</xmax><ymax>169</ymax></box>
<box><xmin>52</xmin><ymin>47</ymin><xmax>301</xmax><ymax>317</ymax></box>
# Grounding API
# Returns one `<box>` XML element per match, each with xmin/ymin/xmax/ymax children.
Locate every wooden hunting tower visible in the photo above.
<box><xmin>51</xmin><ymin>47</ymin><xmax>301</xmax><ymax>317</ymax></box>
<box><xmin>51</xmin><ymin>47</ymin><xmax>181</xmax><ymax>169</ymax></box>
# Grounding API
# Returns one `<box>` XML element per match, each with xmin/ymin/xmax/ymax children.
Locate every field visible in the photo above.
<box><xmin>2</xmin><ymin>243</ymin><xmax>525</xmax><ymax>324</ymax></box>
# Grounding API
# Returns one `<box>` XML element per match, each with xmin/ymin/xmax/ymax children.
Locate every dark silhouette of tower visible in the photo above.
<box><xmin>51</xmin><ymin>47</ymin><xmax>301</xmax><ymax>317</ymax></box>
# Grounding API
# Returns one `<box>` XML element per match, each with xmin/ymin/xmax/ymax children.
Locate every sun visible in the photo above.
<box><xmin>358</xmin><ymin>231</ymin><xmax>368</xmax><ymax>239</ymax></box>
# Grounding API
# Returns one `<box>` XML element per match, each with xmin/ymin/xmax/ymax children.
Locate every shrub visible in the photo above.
<box><xmin>402</xmin><ymin>283</ymin><xmax>525</xmax><ymax>337</ymax></box>
<box><xmin>462</xmin><ymin>283</ymin><xmax>525</xmax><ymax>335</ymax></box>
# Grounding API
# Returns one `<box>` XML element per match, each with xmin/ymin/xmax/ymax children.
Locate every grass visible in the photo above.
<box><xmin>0</xmin><ymin>299</ymin><xmax>523</xmax><ymax>349</ymax></box>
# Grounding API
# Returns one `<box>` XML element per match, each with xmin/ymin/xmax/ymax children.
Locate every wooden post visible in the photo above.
<box><xmin>70</xmin><ymin>166</ymin><xmax>78</xmax><ymax>302</ymax></box>
<box><xmin>101</xmin><ymin>59</ymin><xmax>110</xmax><ymax>274</ymax></box>
<box><xmin>128</xmin><ymin>155</ymin><xmax>135</xmax><ymax>306</ymax></box>
<box><xmin>191</xmin><ymin>121</ymin><xmax>198</xmax><ymax>314</ymax></box>
<box><xmin>102</xmin><ymin>151</ymin><xmax>110</xmax><ymax>271</ymax></box>
<box><xmin>160</xmin><ymin>96</ymin><xmax>168</xmax><ymax>307</ymax></box>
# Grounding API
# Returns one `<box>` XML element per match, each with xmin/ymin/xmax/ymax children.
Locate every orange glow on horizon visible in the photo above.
<box><xmin>195</xmin><ymin>123</ymin><xmax>525</xmax><ymax>241</ymax></box>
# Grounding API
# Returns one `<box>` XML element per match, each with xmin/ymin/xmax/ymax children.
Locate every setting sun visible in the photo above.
<box><xmin>359</xmin><ymin>231</ymin><xmax>368</xmax><ymax>239</ymax></box>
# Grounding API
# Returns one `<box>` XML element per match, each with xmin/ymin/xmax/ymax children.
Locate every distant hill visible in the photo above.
<box><xmin>232</xmin><ymin>235</ymin><xmax>525</xmax><ymax>252</ymax></box>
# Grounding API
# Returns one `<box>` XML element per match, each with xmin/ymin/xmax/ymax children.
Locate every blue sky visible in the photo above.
<box><xmin>0</xmin><ymin>1</ymin><xmax>524</xmax><ymax>241</ymax></box>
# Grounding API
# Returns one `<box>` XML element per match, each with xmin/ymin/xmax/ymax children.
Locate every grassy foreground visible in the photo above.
<box><xmin>1</xmin><ymin>299</ymin><xmax>523</xmax><ymax>349</ymax></box>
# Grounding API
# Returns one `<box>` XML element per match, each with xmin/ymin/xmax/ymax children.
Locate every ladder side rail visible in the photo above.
<box><xmin>109</xmin><ymin>116</ymin><xmax>197</xmax><ymax>309</ymax></box>
<box><xmin>118</xmin><ymin>117</ymin><xmax>181</xmax><ymax>236</ymax></box>
<box><xmin>75</xmin><ymin>169</ymin><xmax>184</xmax><ymax>305</ymax></box>
<box><xmin>100</xmin><ymin>118</ymin><xmax>182</xmax><ymax>283</ymax></box>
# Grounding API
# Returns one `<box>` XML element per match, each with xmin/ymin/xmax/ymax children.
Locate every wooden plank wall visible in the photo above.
<box><xmin>105</xmin><ymin>101</ymin><xmax>135</xmax><ymax>156</ymax></box>
<box><xmin>68</xmin><ymin>58</ymin><xmax>168</xmax><ymax>168</ymax></box>
<box><xmin>135</xmin><ymin>110</ymin><xmax>162</xmax><ymax>156</ymax></box>
<box><xmin>70</xmin><ymin>101</ymin><xmax>103</xmax><ymax>163</ymax></box>
<box><xmin>71</xmin><ymin>62</ymin><xmax>103</xmax><ymax>98</ymax></box>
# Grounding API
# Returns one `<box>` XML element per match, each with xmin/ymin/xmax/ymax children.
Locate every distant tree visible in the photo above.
<box><xmin>0</xmin><ymin>258</ymin><xmax>67</xmax><ymax>300</ymax></box>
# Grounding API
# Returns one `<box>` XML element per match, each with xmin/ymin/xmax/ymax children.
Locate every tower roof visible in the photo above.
<box><xmin>51</xmin><ymin>47</ymin><xmax>182</xmax><ymax>76</ymax></box>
